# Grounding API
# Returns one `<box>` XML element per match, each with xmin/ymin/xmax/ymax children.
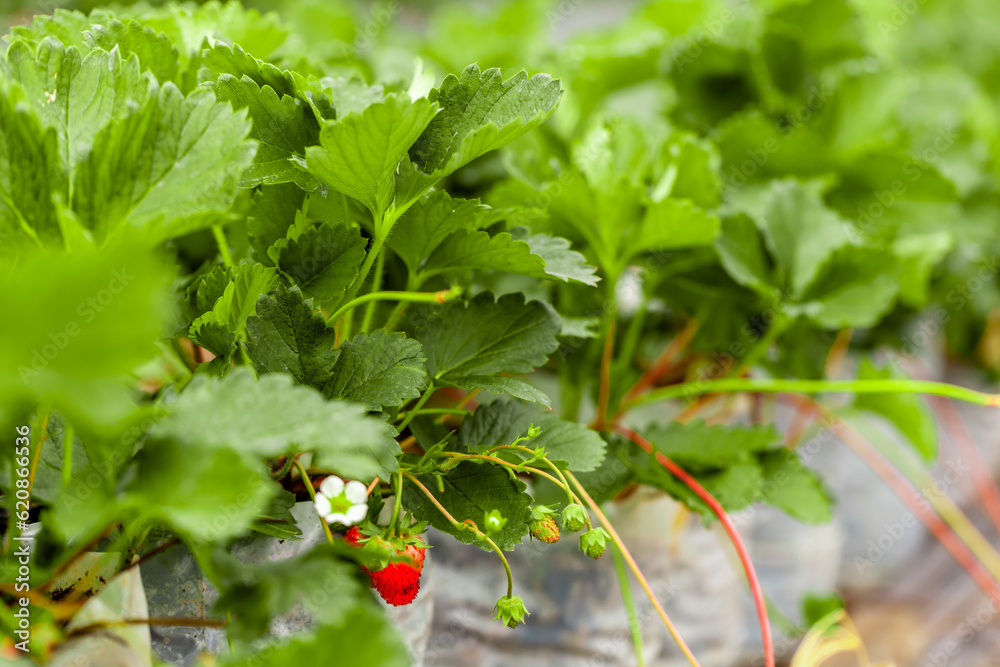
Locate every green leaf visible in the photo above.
<box><xmin>758</xmin><ymin>449</ymin><xmax>833</xmax><ymax>523</ymax></box>
<box><xmin>213</xmin><ymin>546</ymin><xmax>365</xmax><ymax>642</ymax></box>
<box><xmin>248</xmin><ymin>184</ymin><xmax>306</xmax><ymax>264</ymax></box>
<box><xmin>714</xmin><ymin>214</ymin><xmax>778</xmax><ymax>299</ymax></box>
<box><xmin>214</xmin><ymin>74</ymin><xmax>320</xmax><ymax>189</ymax></box>
<box><xmin>192</xmin><ymin>265</ymin><xmax>235</xmax><ymax>317</ymax></box>
<box><xmin>0</xmin><ymin>241</ymin><xmax>174</xmax><ymax>429</ymax></box>
<box><xmin>413</xmin><ymin>292</ymin><xmax>560</xmax><ymax>403</ymax></box>
<box><xmin>275</xmin><ymin>222</ymin><xmax>367</xmax><ymax>303</ymax></box>
<box><xmin>305</xmin><ymin>95</ymin><xmax>438</xmax><ymax>220</ymax></box>
<box><xmin>221</xmin><ymin>604</ymin><xmax>409</xmax><ymax>667</ymax></box>
<box><xmin>756</xmin><ymin>179</ymin><xmax>850</xmax><ymax>299</ymax></box>
<box><xmin>408</xmin><ymin>65</ymin><xmax>563</xmax><ymax>181</ymax></box>
<box><xmin>629</xmin><ymin>198</ymin><xmax>720</xmax><ymax>258</ymax></box>
<box><xmin>459</xmin><ymin>401</ymin><xmax>606</xmax><ymax>472</ymax></box>
<box><xmin>766</xmin><ymin>0</ymin><xmax>867</xmax><ymax>70</ymax></box>
<box><xmin>386</xmin><ymin>190</ymin><xmax>493</xmax><ymax>276</ymax></box>
<box><xmin>244</xmin><ymin>284</ymin><xmax>341</xmax><ymax>389</ymax></box>
<box><xmin>626</xmin><ymin>449</ymin><xmax>761</xmax><ymax>519</ymax></box>
<box><xmin>323</xmin><ymin>330</ymin><xmax>427</xmax><ymax>410</ymax></box>
<box><xmin>853</xmin><ymin>358</ymin><xmax>938</xmax><ymax>461</ymax></box>
<box><xmin>83</xmin><ymin>18</ymin><xmax>180</xmax><ymax>86</ymax></box>
<box><xmin>201</xmin><ymin>42</ymin><xmax>297</xmax><ymax>99</ymax></box>
<box><xmin>420</xmin><ymin>227</ymin><xmax>598</xmax><ymax>286</ymax></box>
<box><xmin>642</xmin><ymin>420</ymin><xmax>782</xmax><ymax>471</ymax></box>
<box><xmin>699</xmin><ymin>462</ymin><xmax>764</xmax><ymax>513</ymax></box>
<box><xmin>799</xmin><ymin>246</ymin><xmax>900</xmax><ymax>329</ymax></box>
<box><xmin>5</xmin><ymin>38</ymin><xmax>152</xmax><ymax>171</ymax></box>
<box><xmin>509</xmin><ymin>228</ymin><xmax>600</xmax><ymax>286</ymax></box>
<box><xmin>250</xmin><ymin>489</ymin><xmax>303</xmax><ymax>540</ymax></box>
<box><xmin>7</xmin><ymin>10</ymin><xmax>92</xmax><ymax>53</ymax></box>
<box><xmin>126</xmin><ymin>442</ymin><xmax>275</xmax><ymax>541</ymax></box>
<box><xmin>191</xmin><ymin>262</ymin><xmax>279</xmax><ymax>343</ymax></box>
<box><xmin>151</xmin><ymin>368</ymin><xmax>398</xmax><ymax>481</ymax></box>
<box><xmin>802</xmin><ymin>592</ymin><xmax>845</xmax><ymax>627</ymax></box>
<box><xmin>72</xmin><ymin>84</ymin><xmax>256</xmax><ymax>242</ymax></box>
<box><xmin>451</xmin><ymin>375</ymin><xmax>553</xmax><ymax>406</ymax></box>
<box><xmin>189</xmin><ymin>320</ymin><xmax>236</xmax><ymax>359</ymax></box>
<box><xmin>14</xmin><ymin>412</ymin><xmax>94</xmax><ymax>506</ymax></box>
<box><xmin>0</xmin><ymin>83</ymin><xmax>65</xmax><ymax>248</ymax></box>
<box><xmin>403</xmin><ymin>461</ymin><xmax>532</xmax><ymax>551</ymax></box>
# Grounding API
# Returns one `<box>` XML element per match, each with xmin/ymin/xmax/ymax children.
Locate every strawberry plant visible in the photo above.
<box><xmin>3</xmin><ymin>1</ymin><xmax>1000</xmax><ymax>666</ymax></box>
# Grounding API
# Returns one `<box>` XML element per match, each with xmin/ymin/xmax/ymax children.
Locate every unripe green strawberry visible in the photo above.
<box><xmin>529</xmin><ymin>514</ymin><xmax>560</xmax><ymax>543</ymax></box>
<box><xmin>579</xmin><ymin>527</ymin><xmax>610</xmax><ymax>559</ymax></box>
<box><xmin>493</xmin><ymin>595</ymin><xmax>529</xmax><ymax>629</ymax></box>
<box><xmin>561</xmin><ymin>503</ymin><xmax>588</xmax><ymax>532</ymax></box>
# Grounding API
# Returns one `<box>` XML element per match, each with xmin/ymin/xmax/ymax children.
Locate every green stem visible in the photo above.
<box><xmin>441</xmin><ymin>453</ymin><xmax>581</xmax><ymax>502</ymax></box>
<box><xmin>340</xmin><ymin>233</ymin><xmax>387</xmax><ymax>311</ymax></box>
<box><xmin>360</xmin><ymin>249</ymin><xmax>387</xmax><ymax>332</ymax></box>
<box><xmin>396</xmin><ymin>381</ymin><xmax>435</xmax><ymax>433</ymax></box>
<box><xmin>627</xmin><ymin>377</ymin><xmax>1000</xmax><ymax>411</ymax></box>
<box><xmin>326</xmin><ymin>285</ymin><xmax>461</xmax><ymax>327</ymax></box>
<box><xmin>225</xmin><ymin>611</ymin><xmax>235</xmax><ymax>653</ymax></box>
<box><xmin>293</xmin><ymin>459</ymin><xmax>335</xmax><ymax>544</ymax></box>
<box><xmin>734</xmin><ymin>312</ymin><xmax>789</xmax><ymax>372</ymax></box>
<box><xmin>61</xmin><ymin>419</ymin><xmax>74</xmax><ymax>487</ymax></box>
<box><xmin>403</xmin><ymin>472</ymin><xmax>513</xmax><ymax>596</ymax></box>
<box><xmin>211</xmin><ymin>225</ymin><xmax>234</xmax><ymax>268</ymax></box>
<box><xmin>611</xmin><ymin>543</ymin><xmax>646</xmax><ymax>667</ymax></box>
<box><xmin>613</xmin><ymin>304</ymin><xmax>648</xmax><ymax>379</ymax></box>
<box><xmin>395</xmin><ymin>407</ymin><xmax>471</xmax><ymax>421</ymax></box>
<box><xmin>485</xmin><ymin>534</ymin><xmax>514</xmax><ymax>597</ymax></box>
<box><xmin>388</xmin><ymin>472</ymin><xmax>404</xmax><ymax>538</ymax></box>
<box><xmin>236</xmin><ymin>343</ymin><xmax>256</xmax><ymax>376</ymax></box>
<box><xmin>495</xmin><ymin>445</ymin><xmax>582</xmax><ymax>514</ymax></box>
<box><xmin>386</xmin><ymin>275</ymin><xmax>421</xmax><ymax>330</ymax></box>
<box><xmin>341</xmin><ymin>307</ymin><xmax>356</xmax><ymax>343</ymax></box>
<box><xmin>272</xmin><ymin>454</ymin><xmax>298</xmax><ymax>480</ymax></box>
<box><xmin>564</xmin><ymin>471</ymin><xmax>701</xmax><ymax>667</ymax></box>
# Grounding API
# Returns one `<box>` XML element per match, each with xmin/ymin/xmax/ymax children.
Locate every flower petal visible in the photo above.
<box><xmin>345</xmin><ymin>504</ymin><xmax>368</xmax><ymax>524</ymax></box>
<box><xmin>326</xmin><ymin>512</ymin><xmax>349</xmax><ymax>524</ymax></box>
<box><xmin>314</xmin><ymin>494</ymin><xmax>332</xmax><ymax>518</ymax></box>
<box><xmin>319</xmin><ymin>475</ymin><xmax>345</xmax><ymax>498</ymax></box>
<box><xmin>345</xmin><ymin>480</ymin><xmax>368</xmax><ymax>504</ymax></box>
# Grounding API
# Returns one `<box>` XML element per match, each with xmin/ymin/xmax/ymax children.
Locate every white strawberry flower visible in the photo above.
<box><xmin>314</xmin><ymin>475</ymin><xmax>369</xmax><ymax>525</ymax></box>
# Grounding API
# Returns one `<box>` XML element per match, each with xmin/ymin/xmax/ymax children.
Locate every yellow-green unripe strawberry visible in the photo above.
<box><xmin>529</xmin><ymin>512</ymin><xmax>560</xmax><ymax>543</ymax></box>
<box><xmin>493</xmin><ymin>595</ymin><xmax>529</xmax><ymax>629</ymax></box>
<box><xmin>579</xmin><ymin>527</ymin><xmax>610</xmax><ymax>559</ymax></box>
<box><xmin>561</xmin><ymin>503</ymin><xmax>588</xmax><ymax>532</ymax></box>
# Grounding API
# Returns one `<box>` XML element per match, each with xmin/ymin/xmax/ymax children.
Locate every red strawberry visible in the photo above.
<box><xmin>344</xmin><ymin>525</ymin><xmax>366</xmax><ymax>548</ymax></box>
<box><xmin>343</xmin><ymin>527</ymin><xmax>427</xmax><ymax>606</ymax></box>
<box><xmin>369</xmin><ymin>561</ymin><xmax>421</xmax><ymax>606</ymax></box>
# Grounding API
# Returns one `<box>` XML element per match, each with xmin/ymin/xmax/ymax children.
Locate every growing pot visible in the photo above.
<box><xmin>141</xmin><ymin>502</ymin><xmax>433</xmax><ymax>665</ymax></box>
<box><xmin>733</xmin><ymin>505</ymin><xmax>845</xmax><ymax>662</ymax></box>
<box><xmin>424</xmin><ymin>487</ymin><xmax>745</xmax><ymax>666</ymax></box>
